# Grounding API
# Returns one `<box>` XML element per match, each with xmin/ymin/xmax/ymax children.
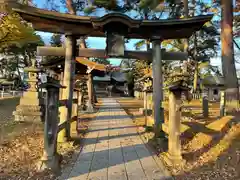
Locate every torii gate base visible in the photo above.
<box><xmin>37</xmin><ymin>152</ymin><xmax>62</xmax><ymax>174</ymax></box>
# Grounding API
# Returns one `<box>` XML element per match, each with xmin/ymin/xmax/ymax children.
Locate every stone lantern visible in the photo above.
<box><xmin>13</xmin><ymin>60</ymin><xmax>42</xmax><ymax>122</ymax></box>
<box><xmin>164</xmin><ymin>72</ymin><xmax>190</xmax><ymax>165</ymax></box>
<box><xmin>139</xmin><ymin>77</ymin><xmax>153</xmax><ymax>127</ymax></box>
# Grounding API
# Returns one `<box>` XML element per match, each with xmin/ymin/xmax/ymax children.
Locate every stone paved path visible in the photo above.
<box><xmin>59</xmin><ymin>98</ymin><xmax>172</xmax><ymax>180</ymax></box>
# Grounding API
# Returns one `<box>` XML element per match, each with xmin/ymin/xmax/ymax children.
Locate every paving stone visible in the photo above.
<box><xmin>61</xmin><ymin>98</ymin><xmax>171</xmax><ymax>180</ymax></box>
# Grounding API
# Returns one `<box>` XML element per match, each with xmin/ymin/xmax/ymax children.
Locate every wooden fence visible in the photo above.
<box><xmin>0</xmin><ymin>90</ymin><xmax>23</xmax><ymax>98</ymax></box>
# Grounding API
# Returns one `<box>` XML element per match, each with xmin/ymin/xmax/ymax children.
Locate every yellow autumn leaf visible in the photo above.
<box><xmin>209</xmin><ymin>7</ymin><xmax>219</xmax><ymax>13</ymax></box>
<box><xmin>204</xmin><ymin>21</ymin><xmax>212</xmax><ymax>27</ymax></box>
<box><xmin>0</xmin><ymin>11</ymin><xmax>40</xmax><ymax>49</ymax></box>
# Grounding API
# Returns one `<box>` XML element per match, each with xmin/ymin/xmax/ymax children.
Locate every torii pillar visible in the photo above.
<box><xmin>152</xmin><ymin>38</ymin><xmax>165</xmax><ymax>138</ymax></box>
<box><xmin>58</xmin><ymin>35</ymin><xmax>76</xmax><ymax>142</ymax></box>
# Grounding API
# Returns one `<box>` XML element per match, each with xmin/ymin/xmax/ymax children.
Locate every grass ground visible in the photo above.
<box><xmin>0</xmin><ymin>98</ymin><xmax>101</xmax><ymax>179</ymax></box>
<box><xmin>117</xmin><ymin>97</ymin><xmax>240</xmax><ymax>180</ymax></box>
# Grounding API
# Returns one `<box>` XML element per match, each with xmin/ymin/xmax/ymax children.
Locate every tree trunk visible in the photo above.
<box><xmin>192</xmin><ymin>0</ymin><xmax>198</xmax><ymax>92</ymax></box>
<box><xmin>183</xmin><ymin>0</ymin><xmax>189</xmax><ymax>52</ymax></box>
<box><xmin>183</xmin><ymin>0</ymin><xmax>189</xmax><ymax>17</ymax></box>
<box><xmin>66</xmin><ymin>0</ymin><xmax>76</xmax><ymax>14</ymax></box>
<box><xmin>221</xmin><ymin>0</ymin><xmax>239</xmax><ymax>108</ymax></box>
<box><xmin>16</xmin><ymin>56</ymin><xmax>23</xmax><ymax>89</ymax></box>
<box><xmin>183</xmin><ymin>0</ymin><xmax>189</xmax><ymax>74</ymax></box>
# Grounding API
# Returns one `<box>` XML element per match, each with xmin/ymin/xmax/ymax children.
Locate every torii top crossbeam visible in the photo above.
<box><xmin>2</xmin><ymin>1</ymin><xmax>213</xmax><ymax>39</ymax></box>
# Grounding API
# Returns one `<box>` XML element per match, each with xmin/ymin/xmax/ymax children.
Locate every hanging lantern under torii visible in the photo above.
<box><xmin>91</xmin><ymin>13</ymin><xmax>141</xmax><ymax>57</ymax></box>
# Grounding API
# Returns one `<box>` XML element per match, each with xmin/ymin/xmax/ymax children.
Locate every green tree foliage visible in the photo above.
<box><xmin>0</xmin><ymin>37</ymin><xmax>44</xmax><ymax>87</ymax></box>
<box><xmin>133</xmin><ymin>1</ymin><xmax>219</xmax><ymax>91</ymax></box>
<box><xmin>0</xmin><ymin>6</ymin><xmax>43</xmax><ymax>87</ymax></box>
<box><xmin>45</xmin><ymin>34</ymin><xmax>63</xmax><ymax>65</ymax></box>
<box><xmin>48</xmin><ymin>0</ymin><xmax>167</xmax><ymax>17</ymax></box>
<box><xmin>0</xmin><ymin>12</ymin><xmax>40</xmax><ymax>50</ymax></box>
<box><xmin>50</xmin><ymin>34</ymin><xmax>62</xmax><ymax>47</ymax></box>
<box><xmin>120</xmin><ymin>59</ymin><xmax>149</xmax><ymax>85</ymax></box>
<box><xmin>3</xmin><ymin>38</ymin><xmax>44</xmax><ymax>66</ymax></box>
<box><xmin>91</xmin><ymin>58</ymin><xmax>110</xmax><ymax>65</ymax></box>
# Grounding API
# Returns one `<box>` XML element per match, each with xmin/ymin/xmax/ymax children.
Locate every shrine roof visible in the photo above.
<box><xmin>202</xmin><ymin>75</ymin><xmax>225</xmax><ymax>87</ymax></box>
<box><xmin>76</xmin><ymin>57</ymin><xmax>106</xmax><ymax>72</ymax></box>
<box><xmin>93</xmin><ymin>72</ymin><xmax>127</xmax><ymax>83</ymax></box>
<box><xmin>6</xmin><ymin>2</ymin><xmax>213</xmax><ymax>39</ymax></box>
<box><xmin>93</xmin><ymin>75</ymin><xmax>111</xmax><ymax>82</ymax></box>
<box><xmin>41</xmin><ymin>57</ymin><xmax>106</xmax><ymax>76</ymax></box>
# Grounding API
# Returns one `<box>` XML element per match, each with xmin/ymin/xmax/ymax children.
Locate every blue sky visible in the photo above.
<box><xmin>34</xmin><ymin>0</ymin><xmax>239</xmax><ymax>69</ymax></box>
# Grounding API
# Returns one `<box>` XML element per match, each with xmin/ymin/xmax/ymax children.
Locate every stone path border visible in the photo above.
<box><xmin>58</xmin><ymin>98</ymin><xmax>172</xmax><ymax>180</ymax></box>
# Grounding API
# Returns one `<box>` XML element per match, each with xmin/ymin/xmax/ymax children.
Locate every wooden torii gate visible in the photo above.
<box><xmin>37</xmin><ymin>47</ymin><xmax>189</xmax><ymax>115</ymax></box>
<box><xmin>1</xmin><ymin>0</ymin><xmax>213</xmax><ymax>171</ymax></box>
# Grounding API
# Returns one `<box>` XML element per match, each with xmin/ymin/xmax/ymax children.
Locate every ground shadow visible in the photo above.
<box><xmin>94</xmin><ymin>114</ymin><xmax>143</xmax><ymax>120</ymax></box>
<box><xmin>182</xmin><ymin>116</ymin><xmax>238</xmax><ymax>162</ymax></box>
<box><xmin>81</xmin><ymin>131</ymin><xmax>144</xmax><ymax>145</ymax></box>
<box><xmin>85</xmin><ymin>125</ymin><xmax>139</xmax><ymax>132</ymax></box>
<box><xmin>67</xmin><ymin>143</ymin><xmax>155</xmax><ymax>179</ymax></box>
<box><xmin>174</xmin><ymin>132</ymin><xmax>240</xmax><ymax>179</ymax></box>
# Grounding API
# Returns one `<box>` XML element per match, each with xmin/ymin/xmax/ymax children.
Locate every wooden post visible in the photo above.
<box><xmin>72</xmin><ymin>90</ymin><xmax>78</xmax><ymax>118</ymax></box>
<box><xmin>220</xmin><ymin>90</ymin><xmax>226</xmax><ymax>117</ymax></box>
<box><xmin>58</xmin><ymin>35</ymin><xmax>76</xmax><ymax>142</ymax></box>
<box><xmin>202</xmin><ymin>89</ymin><xmax>209</xmax><ymax>118</ymax></box>
<box><xmin>70</xmin><ymin>89</ymin><xmax>79</xmax><ymax>138</ymax></box>
<box><xmin>152</xmin><ymin>39</ymin><xmax>164</xmax><ymax>138</ymax></box>
<box><xmin>143</xmin><ymin>90</ymin><xmax>148</xmax><ymax>125</ymax></box>
<box><xmin>144</xmin><ymin>91</ymin><xmax>147</xmax><ymax>110</ymax></box>
<box><xmin>208</xmin><ymin>88</ymin><xmax>213</xmax><ymax>101</ymax></box>
<box><xmin>78</xmin><ymin>91</ymin><xmax>83</xmax><ymax>109</ymax></box>
<box><xmin>79</xmin><ymin>90</ymin><xmax>86</xmax><ymax>111</ymax></box>
<box><xmin>167</xmin><ymin>90</ymin><xmax>183</xmax><ymax>164</ymax></box>
<box><xmin>147</xmin><ymin>92</ymin><xmax>152</xmax><ymax>110</ymax></box>
<box><xmin>76</xmin><ymin>90</ymin><xmax>80</xmax><ymax>117</ymax></box>
<box><xmin>87</xmin><ymin>73</ymin><xmax>94</xmax><ymax>112</ymax></box>
<box><xmin>59</xmin><ymin>72</ymin><xmax>64</xmax><ymax>99</ymax></box>
<box><xmin>78</xmin><ymin>77</ymin><xmax>87</xmax><ymax>111</ymax></box>
<box><xmin>92</xmin><ymin>76</ymin><xmax>97</xmax><ymax>103</ymax></box>
<box><xmin>38</xmin><ymin>79</ymin><xmax>64</xmax><ymax>172</ymax></box>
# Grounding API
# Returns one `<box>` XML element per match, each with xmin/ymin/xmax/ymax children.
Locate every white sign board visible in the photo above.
<box><xmin>86</xmin><ymin>66</ymin><xmax>95</xmax><ymax>74</ymax></box>
<box><xmin>40</xmin><ymin>74</ymin><xmax>47</xmax><ymax>83</ymax></box>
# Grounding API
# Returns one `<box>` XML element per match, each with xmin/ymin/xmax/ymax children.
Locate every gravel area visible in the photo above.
<box><xmin>0</xmin><ymin>97</ymin><xmax>20</xmax><ymax>125</ymax></box>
